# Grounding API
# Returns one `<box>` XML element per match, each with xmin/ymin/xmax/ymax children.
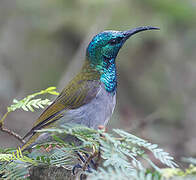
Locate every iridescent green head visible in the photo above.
<box><xmin>86</xmin><ymin>26</ymin><xmax>159</xmax><ymax>70</ymax></box>
<box><xmin>86</xmin><ymin>26</ymin><xmax>159</xmax><ymax>92</ymax></box>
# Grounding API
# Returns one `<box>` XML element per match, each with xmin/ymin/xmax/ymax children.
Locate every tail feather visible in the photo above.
<box><xmin>21</xmin><ymin>133</ymin><xmax>40</xmax><ymax>152</ymax></box>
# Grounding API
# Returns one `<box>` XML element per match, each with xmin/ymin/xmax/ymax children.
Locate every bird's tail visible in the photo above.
<box><xmin>21</xmin><ymin>133</ymin><xmax>40</xmax><ymax>152</ymax></box>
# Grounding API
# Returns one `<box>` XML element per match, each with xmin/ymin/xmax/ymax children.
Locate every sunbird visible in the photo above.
<box><xmin>21</xmin><ymin>26</ymin><xmax>159</xmax><ymax>152</ymax></box>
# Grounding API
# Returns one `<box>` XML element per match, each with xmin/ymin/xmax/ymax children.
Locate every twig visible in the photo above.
<box><xmin>0</xmin><ymin>125</ymin><xmax>25</xmax><ymax>144</ymax></box>
<box><xmin>0</xmin><ymin>111</ymin><xmax>25</xmax><ymax>144</ymax></box>
<box><xmin>0</xmin><ymin>111</ymin><xmax>9</xmax><ymax>127</ymax></box>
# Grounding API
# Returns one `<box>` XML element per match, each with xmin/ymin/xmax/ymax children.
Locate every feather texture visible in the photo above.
<box><xmin>22</xmin><ymin>61</ymin><xmax>102</xmax><ymax>150</ymax></box>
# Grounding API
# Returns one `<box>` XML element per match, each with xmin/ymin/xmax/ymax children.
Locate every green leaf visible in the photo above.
<box><xmin>7</xmin><ymin>87</ymin><xmax>58</xmax><ymax>112</ymax></box>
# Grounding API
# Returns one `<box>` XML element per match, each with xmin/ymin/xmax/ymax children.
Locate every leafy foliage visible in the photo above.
<box><xmin>88</xmin><ymin>167</ymin><xmax>161</xmax><ymax>180</ymax></box>
<box><xmin>0</xmin><ymin>124</ymin><xmax>179</xmax><ymax>180</ymax></box>
<box><xmin>0</xmin><ymin>148</ymin><xmax>36</xmax><ymax>180</ymax></box>
<box><xmin>2</xmin><ymin>124</ymin><xmax>196</xmax><ymax>179</ymax></box>
<box><xmin>0</xmin><ymin>124</ymin><xmax>180</xmax><ymax>179</ymax></box>
<box><xmin>0</xmin><ymin>87</ymin><xmax>196</xmax><ymax>180</ymax></box>
<box><xmin>182</xmin><ymin>157</ymin><xmax>196</xmax><ymax>166</ymax></box>
<box><xmin>7</xmin><ymin>87</ymin><xmax>59</xmax><ymax>112</ymax></box>
<box><xmin>113</xmin><ymin>129</ymin><xmax>177</xmax><ymax>168</ymax></box>
<box><xmin>0</xmin><ymin>148</ymin><xmax>36</xmax><ymax>165</ymax></box>
<box><xmin>0</xmin><ymin>162</ymin><xmax>30</xmax><ymax>180</ymax></box>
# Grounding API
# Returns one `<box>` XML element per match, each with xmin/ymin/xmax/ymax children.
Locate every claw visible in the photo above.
<box><xmin>72</xmin><ymin>163</ymin><xmax>92</xmax><ymax>176</ymax></box>
<box><xmin>72</xmin><ymin>151</ymin><xmax>93</xmax><ymax>175</ymax></box>
<box><xmin>94</xmin><ymin>146</ymin><xmax>101</xmax><ymax>170</ymax></box>
<box><xmin>84</xmin><ymin>152</ymin><xmax>96</xmax><ymax>169</ymax></box>
<box><xmin>82</xmin><ymin>145</ymin><xmax>98</xmax><ymax>171</ymax></box>
<box><xmin>80</xmin><ymin>173</ymin><xmax>87</xmax><ymax>180</ymax></box>
<box><xmin>72</xmin><ymin>163</ymin><xmax>82</xmax><ymax>175</ymax></box>
<box><xmin>76</xmin><ymin>151</ymin><xmax>85</xmax><ymax>163</ymax></box>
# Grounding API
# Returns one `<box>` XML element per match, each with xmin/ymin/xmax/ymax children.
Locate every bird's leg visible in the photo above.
<box><xmin>98</xmin><ymin>125</ymin><xmax>107</xmax><ymax>132</ymax></box>
<box><xmin>72</xmin><ymin>151</ymin><xmax>92</xmax><ymax>175</ymax></box>
<box><xmin>93</xmin><ymin>126</ymin><xmax>104</xmax><ymax>169</ymax></box>
<box><xmin>82</xmin><ymin>145</ymin><xmax>98</xmax><ymax>171</ymax></box>
<box><xmin>94</xmin><ymin>146</ymin><xmax>101</xmax><ymax>170</ymax></box>
<box><xmin>83</xmin><ymin>152</ymin><xmax>96</xmax><ymax>169</ymax></box>
<box><xmin>72</xmin><ymin>152</ymin><xmax>84</xmax><ymax>175</ymax></box>
<box><xmin>73</xmin><ymin>126</ymin><xmax>105</xmax><ymax>175</ymax></box>
<box><xmin>72</xmin><ymin>164</ymin><xmax>82</xmax><ymax>175</ymax></box>
<box><xmin>76</xmin><ymin>151</ymin><xmax>86</xmax><ymax>163</ymax></box>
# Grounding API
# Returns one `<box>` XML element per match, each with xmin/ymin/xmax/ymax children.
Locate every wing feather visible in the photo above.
<box><xmin>23</xmin><ymin>74</ymin><xmax>101</xmax><ymax>139</ymax></box>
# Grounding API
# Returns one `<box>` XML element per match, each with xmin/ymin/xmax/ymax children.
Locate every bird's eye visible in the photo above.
<box><xmin>109</xmin><ymin>37</ymin><xmax>123</xmax><ymax>45</ymax></box>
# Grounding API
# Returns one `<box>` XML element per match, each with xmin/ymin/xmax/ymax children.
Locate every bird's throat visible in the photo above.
<box><xmin>82</xmin><ymin>59</ymin><xmax>117</xmax><ymax>93</ymax></box>
<box><xmin>100</xmin><ymin>58</ymin><xmax>117</xmax><ymax>93</ymax></box>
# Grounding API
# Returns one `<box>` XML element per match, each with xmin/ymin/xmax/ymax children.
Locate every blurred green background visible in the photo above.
<box><xmin>0</xmin><ymin>0</ymin><xmax>196</xmax><ymax>164</ymax></box>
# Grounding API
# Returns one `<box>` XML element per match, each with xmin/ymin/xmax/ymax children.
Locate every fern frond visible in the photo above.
<box><xmin>7</xmin><ymin>87</ymin><xmax>59</xmax><ymax>112</ymax></box>
<box><xmin>182</xmin><ymin>157</ymin><xmax>196</xmax><ymax>165</ymax></box>
<box><xmin>99</xmin><ymin>132</ymin><xmax>143</xmax><ymax>170</ymax></box>
<box><xmin>21</xmin><ymin>98</ymin><xmax>51</xmax><ymax>112</ymax></box>
<box><xmin>38</xmin><ymin>125</ymin><xmax>99</xmax><ymax>147</ymax></box>
<box><xmin>0</xmin><ymin>154</ymin><xmax>12</xmax><ymax>161</ymax></box>
<box><xmin>0</xmin><ymin>125</ymin><xmax>180</xmax><ymax>179</ymax></box>
<box><xmin>0</xmin><ymin>147</ymin><xmax>37</xmax><ymax>165</ymax></box>
<box><xmin>0</xmin><ymin>148</ymin><xmax>33</xmax><ymax>180</ymax></box>
<box><xmin>87</xmin><ymin>167</ymin><xmax>132</xmax><ymax>180</ymax></box>
<box><xmin>87</xmin><ymin>167</ymin><xmax>160</xmax><ymax>180</ymax></box>
<box><xmin>0</xmin><ymin>161</ymin><xmax>30</xmax><ymax>180</ymax></box>
<box><xmin>113</xmin><ymin>129</ymin><xmax>178</xmax><ymax>168</ymax></box>
<box><xmin>49</xmin><ymin>147</ymin><xmax>77</xmax><ymax>168</ymax></box>
<box><xmin>37</xmin><ymin>126</ymin><xmax>177</xmax><ymax>171</ymax></box>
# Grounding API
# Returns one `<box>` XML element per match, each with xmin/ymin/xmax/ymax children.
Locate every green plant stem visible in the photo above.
<box><xmin>0</xmin><ymin>111</ymin><xmax>9</xmax><ymax>128</ymax></box>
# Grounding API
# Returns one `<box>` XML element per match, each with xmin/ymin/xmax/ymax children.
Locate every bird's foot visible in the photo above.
<box><xmin>72</xmin><ymin>152</ymin><xmax>93</xmax><ymax>176</ymax></box>
<box><xmin>93</xmin><ymin>147</ymin><xmax>101</xmax><ymax>170</ymax></box>
<box><xmin>72</xmin><ymin>147</ymin><xmax>98</xmax><ymax>177</ymax></box>
<box><xmin>98</xmin><ymin>125</ymin><xmax>107</xmax><ymax>132</ymax></box>
<box><xmin>72</xmin><ymin>164</ymin><xmax>82</xmax><ymax>175</ymax></box>
<box><xmin>72</xmin><ymin>163</ymin><xmax>87</xmax><ymax>180</ymax></box>
<box><xmin>82</xmin><ymin>149</ymin><xmax>98</xmax><ymax>171</ymax></box>
<box><xmin>72</xmin><ymin>163</ymin><xmax>92</xmax><ymax>180</ymax></box>
<box><xmin>83</xmin><ymin>152</ymin><xmax>96</xmax><ymax>169</ymax></box>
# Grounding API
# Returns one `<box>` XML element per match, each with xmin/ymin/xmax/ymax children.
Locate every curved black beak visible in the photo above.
<box><xmin>123</xmin><ymin>26</ymin><xmax>160</xmax><ymax>40</ymax></box>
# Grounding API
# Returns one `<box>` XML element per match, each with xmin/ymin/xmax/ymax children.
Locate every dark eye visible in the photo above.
<box><xmin>109</xmin><ymin>37</ymin><xmax>123</xmax><ymax>45</ymax></box>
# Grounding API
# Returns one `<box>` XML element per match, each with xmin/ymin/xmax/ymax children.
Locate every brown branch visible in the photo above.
<box><xmin>0</xmin><ymin>111</ymin><xmax>25</xmax><ymax>144</ymax></box>
<box><xmin>0</xmin><ymin>126</ymin><xmax>25</xmax><ymax>144</ymax></box>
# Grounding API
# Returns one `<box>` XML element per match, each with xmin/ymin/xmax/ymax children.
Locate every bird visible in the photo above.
<box><xmin>21</xmin><ymin>26</ymin><xmax>159</xmax><ymax>152</ymax></box>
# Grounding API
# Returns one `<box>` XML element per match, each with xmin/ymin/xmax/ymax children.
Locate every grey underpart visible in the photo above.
<box><xmin>55</xmin><ymin>82</ymin><xmax>116</xmax><ymax>129</ymax></box>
